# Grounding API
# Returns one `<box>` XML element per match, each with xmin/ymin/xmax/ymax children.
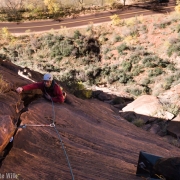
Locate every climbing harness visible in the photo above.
<box><xmin>19</xmin><ymin>95</ymin><xmax>75</xmax><ymax>180</ymax></box>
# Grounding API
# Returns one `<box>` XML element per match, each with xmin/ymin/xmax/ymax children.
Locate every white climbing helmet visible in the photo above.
<box><xmin>43</xmin><ymin>73</ymin><xmax>53</xmax><ymax>81</ymax></box>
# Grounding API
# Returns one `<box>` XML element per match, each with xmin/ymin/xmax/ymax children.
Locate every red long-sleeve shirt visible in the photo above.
<box><xmin>22</xmin><ymin>82</ymin><xmax>64</xmax><ymax>103</ymax></box>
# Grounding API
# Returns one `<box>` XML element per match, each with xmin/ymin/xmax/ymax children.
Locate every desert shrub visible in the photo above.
<box><xmin>177</xmin><ymin>24</ymin><xmax>180</xmax><ymax>33</ymax></box>
<box><xmin>111</xmin><ymin>34</ymin><xmax>122</xmax><ymax>43</ymax></box>
<box><xmin>108</xmin><ymin>72</ymin><xmax>119</xmax><ymax>84</ymax></box>
<box><xmin>167</xmin><ymin>64</ymin><xmax>176</xmax><ymax>71</ymax></box>
<box><xmin>72</xmin><ymin>82</ymin><xmax>92</xmax><ymax>99</ymax></box>
<box><xmin>0</xmin><ymin>53</ymin><xmax>6</xmax><ymax>59</ymax></box>
<box><xmin>99</xmin><ymin>35</ymin><xmax>108</xmax><ymax>44</ymax></box>
<box><xmin>130</xmin><ymin>54</ymin><xmax>141</xmax><ymax>64</ymax></box>
<box><xmin>0</xmin><ymin>75</ymin><xmax>10</xmax><ymax>93</ymax></box>
<box><xmin>0</xmin><ymin>27</ymin><xmax>13</xmax><ymax>40</ymax></box>
<box><xmin>125</xmin><ymin>17</ymin><xmax>138</xmax><ymax>26</ymax></box>
<box><xmin>110</xmin><ymin>14</ymin><xmax>121</xmax><ymax>26</ymax></box>
<box><xmin>132</xmin><ymin>65</ymin><xmax>144</xmax><ymax>76</ymax></box>
<box><xmin>154</xmin><ymin>19</ymin><xmax>171</xmax><ymax>29</ymax></box>
<box><xmin>111</xmin><ymin>2</ymin><xmax>123</xmax><ymax>9</ymax></box>
<box><xmin>129</xmin><ymin>27</ymin><xmax>139</xmax><ymax>37</ymax></box>
<box><xmin>167</xmin><ymin>42</ymin><xmax>180</xmax><ymax>57</ymax></box>
<box><xmin>163</xmin><ymin>75</ymin><xmax>174</xmax><ymax>90</ymax></box>
<box><xmin>163</xmin><ymin>83</ymin><xmax>171</xmax><ymax>90</ymax></box>
<box><xmin>74</xmin><ymin>30</ymin><xmax>81</xmax><ymax>39</ymax></box>
<box><xmin>121</xmin><ymin>61</ymin><xmax>132</xmax><ymax>71</ymax></box>
<box><xmin>114</xmin><ymin>35</ymin><xmax>121</xmax><ymax>42</ymax></box>
<box><xmin>163</xmin><ymin>103</ymin><xmax>180</xmax><ymax>116</ymax></box>
<box><xmin>126</xmin><ymin>87</ymin><xmax>142</xmax><ymax>96</ymax></box>
<box><xmin>51</xmin><ymin>46</ymin><xmax>61</xmax><ymax>57</ymax></box>
<box><xmin>118</xmin><ymin>72</ymin><xmax>132</xmax><ymax>84</ymax></box>
<box><xmin>55</xmin><ymin>55</ymin><xmax>63</xmax><ymax>61</ymax></box>
<box><xmin>156</xmin><ymin>58</ymin><xmax>170</xmax><ymax>68</ymax></box>
<box><xmin>102</xmin><ymin>45</ymin><xmax>111</xmax><ymax>54</ymax></box>
<box><xmin>117</xmin><ymin>43</ymin><xmax>129</xmax><ymax>54</ymax></box>
<box><xmin>142</xmin><ymin>55</ymin><xmax>157</xmax><ymax>68</ymax></box>
<box><xmin>133</xmin><ymin>119</ymin><xmax>145</xmax><ymax>127</ymax></box>
<box><xmin>141</xmin><ymin>77</ymin><xmax>153</xmax><ymax>86</ymax></box>
<box><xmin>139</xmin><ymin>24</ymin><xmax>148</xmax><ymax>33</ymax></box>
<box><xmin>173</xmin><ymin>71</ymin><xmax>180</xmax><ymax>81</ymax></box>
<box><xmin>101</xmin><ymin>66</ymin><xmax>110</xmax><ymax>75</ymax></box>
<box><xmin>62</xmin><ymin>45</ymin><xmax>74</xmax><ymax>56</ymax></box>
<box><xmin>75</xmin><ymin>39</ymin><xmax>83</xmax><ymax>46</ymax></box>
<box><xmin>148</xmin><ymin>68</ymin><xmax>163</xmax><ymax>77</ymax></box>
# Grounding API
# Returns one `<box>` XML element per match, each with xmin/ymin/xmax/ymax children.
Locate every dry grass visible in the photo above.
<box><xmin>0</xmin><ymin>75</ymin><xmax>10</xmax><ymax>94</ymax></box>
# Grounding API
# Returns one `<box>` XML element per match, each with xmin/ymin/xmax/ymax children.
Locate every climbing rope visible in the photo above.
<box><xmin>19</xmin><ymin>95</ymin><xmax>75</xmax><ymax>180</ymax></box>
<box><xmin>19</xmin><ymin>123</ymin><xmax>55</xmax><ymax>128</ymax></box>
<box><xmin>50</xmin><ymin>97</ymin><xmax>75</xmax><ymax>180</ymax></box>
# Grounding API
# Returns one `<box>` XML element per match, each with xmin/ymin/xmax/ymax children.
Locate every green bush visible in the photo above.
<box><xmin>117</xmin><ymin>43</ymin><xmax>129</xmax><ymax>54</ymax></box>
<box><xmin>141</xmin><ymin>78</ymin><xmax>151</xmax><ymax>86</ymax></box>
<box><xmin>118</xmin><ymin>72</ymin><xmax>131</xmax><ymax>84</ymax></box>
<box><xmin>108</xmin><ymin>73</ymin><xmax>119</xmax><ymax>84</ymax></box>
<box><xmin>55</xmin><ymin>55</ymin><xmax>63</xmax><ymax>61</ymax></box>
<box><xmin>101</xmin><ymin>66</ymin><xmax>110</xmax><ymax>75</ymax></box>
<box><xmin>173</xmin><ymin>71</ymin><xmax>180</xmax><ymax>81</ymax></box>
<box><xmin>62</xmin><ymin>45</ymin><xmax>74</xmax><ymax>57</ymax></box>
<box><xmin>132</xmin><ymin>65</ymin><xmax>144</xmax><ymax>76</ymax></box>
<box><xmin>112</xmin><ymin>34</ymin><xmax>122</xmax><ymax>43</ymax></box>
<box><xmin>163</xmin><ymin>103</ymin><xmax>180</xmax><ymax>116</ymax></box>
<box><xmin>121</xmin><ymin>61</ymin><xmax>132</xmax><ymax>71</ymax></box>
<box><xmin>176</xmin><ymin>24</ymin><xmax>180</xmax><ymax>33</ymax></box>
<box><xmin>167</xmin><ymin>64</ymin><xmax>176</xmax><ymax>71</ymax></box>
<box><xmin>157</xmin><ymin>58</ymin><xmax>170</xmax><ymax>68</ymax></box>
<box><xmin>154</xmin><ymin>21</ymin><xmax>171</xmax><ymax>29</ymax></box>
<box><xmin>74</xmin><ymin>30</ymin><xmax>81</xmax><ymax>39</ymax></box>
<box><xmin>130</xmin><ymin>54</ymin><xmax>141</xmax><ymax>64</ymax></box>
<box><xmin>133</xmin><ymin>119</ymin><xmax>145</xmax><ymax>127</ymax></box>
<box><xmin>126</xmin><ymin>87</ymin><xmax>142</xmax><ymax>96</ymax></box>
<box><xmin>167</xmin><ymin>42</ymin><xmax>180</xmax><ymax>57</ymax></box>
<box><xmin>142</xmin><ymin>55</ymin><xmax>157</xmax><ymax>68</ymax></box>
<box><xmin>148</xmin><ymin>68</ymin><xmax>163</xmax><ymax>77</ymax></box>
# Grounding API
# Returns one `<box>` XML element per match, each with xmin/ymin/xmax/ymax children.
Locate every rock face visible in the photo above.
<box><xmin>0</xmin><ymin>115</ymin><xmax>16</xmax><ymax>153</ymax></box>
<box><xmin>2</xmin><ymin>98</ymin><xmax>180</xmax><ymax>180</ymax></box>
<box><xmin>0</xmin><ymin>60</ymin><xmax>24</xmax><ymax>153</ymax></box>
<box><xmin>122</xmin><ymin>95</ymin><xmax>174</xmax><ymax>120</ymax></box>
<box><xmin>1</xmin><ymin>60</ymin><xmax>180</xmax><ymax>180</ymax></box>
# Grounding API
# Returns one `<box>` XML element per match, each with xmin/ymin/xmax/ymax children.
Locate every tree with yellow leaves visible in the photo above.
<box><xmin>175</xmin><ymin>0</ymin><xmax>180</xmax><ymax>12</ymax></box>
<box><xmin>110</xmin><ymin>14</ymin><xmax>121</xmax><ymax>26</ymax></box>
<box><xmin>44</xmin><ymin>0</ymin><xmax>60</xmax><ymax>14</ymax></box>
<box><xmin>105</xmin><ymin>0</ymin><xmax>116</xmax><ymax>5</ymax></box>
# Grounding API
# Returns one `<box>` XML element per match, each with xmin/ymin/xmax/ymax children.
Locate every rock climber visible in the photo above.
<box><xmin>16</xmin><ymin>73</ymin><xmax>66</xmax><ymax>103</ymax></box>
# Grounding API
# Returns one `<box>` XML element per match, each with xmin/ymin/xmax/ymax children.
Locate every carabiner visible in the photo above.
<box><xmin>50</xmin><ymin>123</ymin><xmax>55</xmax><ymax>127</ymax></box>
